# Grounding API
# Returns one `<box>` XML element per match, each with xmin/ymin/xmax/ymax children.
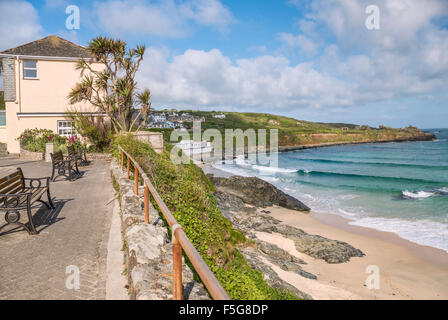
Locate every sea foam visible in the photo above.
<box><xmin>252</xmin><ymin>165</ymin><xmax>298</xmax><ymax>173</ymax></box>
<box><xmin>349</xmin><ymin>217</ymin><xmax>448</xmax><ymax>253</ymax></box>
<box><xmin>402</xmin><ymin>190</ymin><xmax>435</xmax><ymax>199</ymax></box>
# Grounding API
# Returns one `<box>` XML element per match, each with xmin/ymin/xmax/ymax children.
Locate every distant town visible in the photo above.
<box><xmin>136</xmin><ymin>109</ymin><xmax>226</xmax><ymax>129</ymax></box>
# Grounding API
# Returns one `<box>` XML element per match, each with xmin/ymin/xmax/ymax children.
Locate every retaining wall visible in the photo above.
<box><xmin>110</xmin><ymin>159</ymin><xmax>209</xmax><ymax>300</ymax></box>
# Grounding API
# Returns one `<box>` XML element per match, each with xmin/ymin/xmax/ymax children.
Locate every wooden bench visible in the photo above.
<box><xmin>67</xmin><ymin>145</ymin><xmax>88</xmax><ymax>167</ymax></box>
<box><xmin>50</xmin><ymin>150</ymin><xmax>78</xmax><ymax>181</ymax></box>
<box><xmin>0</xmin><ymin>168</ymin><xmax>54</xmax><ymax>235</ymax></box>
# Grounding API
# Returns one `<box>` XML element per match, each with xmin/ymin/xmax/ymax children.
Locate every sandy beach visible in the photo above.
<box><xmin>202</xmin><ymin>162</ymin><xmax>448</xmax><ymax>300</ymax></box>
<box><xmin>256</xmin><ymin>206</ymin><xmax>448</xmax><ymax>300</ymax></box>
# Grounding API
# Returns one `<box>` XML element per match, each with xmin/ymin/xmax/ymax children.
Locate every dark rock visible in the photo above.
<box><xmin>213</xmin><ymin>187</ymin><xmax>365</xmax><ymax>264</ymax></box>
<box><xmin>292</xmin><ymin>235</ymin><xmax>365</xmax><ymax>264</ymax></box>
<box><xmin>240</xmin><ymin>246</ymin><xmax>313</xmax><ymax>300</ymax></box>
<box><xmin>210</xmin><ymin>175</ymin><xmax>310</xmax><ymax>211</ymax></box>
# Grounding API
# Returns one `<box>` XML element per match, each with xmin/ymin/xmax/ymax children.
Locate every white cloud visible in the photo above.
<box><xmin>138</xmin><ymin>47</ymin><xmax>353</xmax><ymax>110</ymax></box>
<box><xmin>300</xmin><ymin>0</ymin><xmax>448</xmax><ymax>105</ymax></box>
<box><xmin>0</xmin><ymin>0</ymin><xmax>44</xmax><ymax>50</ymax></box>
<box><xmin>278</xmin><ymin>32</ymin><xmax>319</xmax><ymax>57</ymax></box>
<box><xmin>94</xmin><ymin>0</ymin><xmax>234</xmax><ymax>38</ymax></box>
<box><xmin>179</xmin><ymin>0</ymin><xmax>234</xmax><ymax>30</ymax></box>
<box><xmin>137</xmin><ymin>0</ymin><xmax>448</xmax><ymax>114</ymax></box>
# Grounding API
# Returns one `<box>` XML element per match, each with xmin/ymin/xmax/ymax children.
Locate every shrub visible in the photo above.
<box><xmin>18</xmin><ymin>128</ymin><xmax>67</xmax><ymax>153</ymax></box>
<box><xmin>113</xmin><ymin>134</ymin><xmax>298</xmax><ymax>300</ymax></box>
<box><xmin>67</xmin><ymin>112</ymin><xmax>112</xmax><ymax>152</ymax></box>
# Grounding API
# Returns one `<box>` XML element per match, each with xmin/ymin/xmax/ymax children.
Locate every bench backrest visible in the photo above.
<box><xmin>0</xmin><ymin>168</ymin><xmax>25</xmax><ymax>197</ymax></box>
<box><xmin>67</xmin><ymin>145</ymin><xmax>74</xmax><ymax>153</ymax></box>
<box><xmin>51</xmin><ymin>150</ymin><xmax>64</xmax><ymax>162</ymax></box>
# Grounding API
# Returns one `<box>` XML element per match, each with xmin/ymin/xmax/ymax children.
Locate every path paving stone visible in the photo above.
<box><xmin>0</xmin><ymin>158</ymin><xmax>114</xmax><ymax>300</ymax></box>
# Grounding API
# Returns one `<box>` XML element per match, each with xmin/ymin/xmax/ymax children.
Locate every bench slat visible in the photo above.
<box><xmin>0</xmin><ymin>179</ymin><xmax>24</xmax><ymax>195</ymax></box>
<box><xmin>0</xmin><ymin>175</ymin><xmax>22</xmax><ymax>190</ymax></box>
<box><xmin>0</xmin><ymin>171</ymin><xmax>22</xmax><ymax>185</ymax></box>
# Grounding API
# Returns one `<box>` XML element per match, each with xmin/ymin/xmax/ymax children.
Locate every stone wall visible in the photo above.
<box><xmin>110</xmin><ymin>159</ymin><xmax>209</xmax><ymax>300</ymax></box>
<box><xmin>132</xmin><ymin>132</ymin><xmax>164</xmax><ymax>154</ymax></box>
<box><xmin>86</xmin><ymin>153</ymin><xmax>112</xmax><ymax>161</ymax></box>
<box><xmin>19</xmin><ymin>148</ymin><xmax>44</xmax><ymax>161</ymax></box>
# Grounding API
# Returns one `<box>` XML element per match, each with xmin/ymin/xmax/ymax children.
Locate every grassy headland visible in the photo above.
<box><xmin>146</xmin><ymin>111</ymin><xmax>435</xmax><ymax>149</ymax></box>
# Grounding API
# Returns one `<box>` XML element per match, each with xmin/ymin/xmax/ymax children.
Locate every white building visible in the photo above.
<box><xmin>213</xmin><ymin>114</ymin><xmax>226</xmax><ymax>119</ymax></box>
<box><xmin>174</xmin><ymin>140</ymin><xmax>212</xmax><ymax>156</ymax></box>
<box><xmin>149</xmin><ymin>114</ymin><xmax>166</xmax><ymax>122</ymax></box>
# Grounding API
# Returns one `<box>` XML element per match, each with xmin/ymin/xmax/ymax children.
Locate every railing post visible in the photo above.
<box><xmin>144</xmin><ymin>184</ymin><xmax>149</xmax><ymax>224</ymax></box>
<box><xmin>121</xmin><ymin>150</ymin><xmax>124</xmax><ymax>171</ymax></box>
<box><xmin>172</xmin><ymin>232</ymin><xmax>183</xmax><ymax>300</ymax></box>
<box><xmin>134</xmin><ymin>166</ymin><xmax>139</xmax><ymax>195</ymax></box>
<box><xmin>127</xmin><ymin>157</ymin><xmax>130</xmax><ymax>179</ymax></box>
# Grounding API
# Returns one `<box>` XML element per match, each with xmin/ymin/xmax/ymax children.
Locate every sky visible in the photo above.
<box><xmin>0</xmin><ymin>0</ymin><xmax>447</xmax><ymax>128</ymax></box>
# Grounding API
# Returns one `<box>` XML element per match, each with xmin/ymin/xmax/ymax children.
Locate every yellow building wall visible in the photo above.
<box><xmin>5</xmin><ymin>58</ymin><xmax>103</xmax><ymax>153</ymax></box>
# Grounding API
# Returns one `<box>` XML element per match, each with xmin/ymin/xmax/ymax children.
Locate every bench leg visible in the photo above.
<box><xmin>68</xmin><ymin>165</ymin><xmax>73</xmax><ymax>181</ymax></box>
<box><xmin>47</xmin><ymin>187</ymin><xmax>55</xmax><ymax>209</ymax></box>
<box><xmin>51</xmin><ymin>166</ymin><xmax>56</xmax><ymax>182</ymax></box>
<box><xmin>74</xmin><ymin>161</ymin><xmax>80</xmax><ymax>174</ymax></box>
<box><xmin>26</xmin><ymin>201</ymin><xmax>38</xmax><ymax>235</ymax></box>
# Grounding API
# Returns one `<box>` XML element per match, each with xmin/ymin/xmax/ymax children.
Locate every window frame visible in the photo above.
<box><xmin>57</xmin><ymin>120</ymin><xmax>76</xmax><ymax>137</ymax></box>
<box><xmin>23</xmin><ymin>60</ymin><xmax>38</xmax><ymax>80</ymax></box>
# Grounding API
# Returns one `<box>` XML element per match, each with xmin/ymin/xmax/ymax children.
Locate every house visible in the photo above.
<box><xmin>213</xmin><ymin>114</ymin><xmax>226</xmax><ymax>119</ymax></box>
<box><xmin>0</xmin><ymin>35</ymin><xmax>104</xmax><ymax>153</ymax></box>
<box><xmin>174</xmin><ymin>140</ymin><xmax>212</xmax><ymax>156</ymax></box>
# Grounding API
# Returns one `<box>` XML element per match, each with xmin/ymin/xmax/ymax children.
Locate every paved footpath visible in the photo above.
<box><xmin>0</xmin><ymin>157</ymin><xmax>115</xmax><ymax>299</ymax></box>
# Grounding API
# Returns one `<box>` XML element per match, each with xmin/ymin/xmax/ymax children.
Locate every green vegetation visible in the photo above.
<box><xmin>150</xmin><ymin>110</ymin><xmax>433</xmax><ymax>147</ymax></box>
<box><xmin>113</xmin><ymin>134</ymin><xmax>299</xmax><ymax>300</ymax></box>
<box><xmin>18</xmin><ymin>128</ymin><xmax>69</xmax><ymax>153</ymax></box>
<box><xmin>67</xmin><ymin>111</ymin><xmax>113</xmax><ymax>152</ymax></box>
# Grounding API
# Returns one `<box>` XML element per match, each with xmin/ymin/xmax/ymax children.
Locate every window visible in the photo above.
<box><xmin>57</xmin><ymin>120</ymin><xmax>76</xmax><ymax>137</ymax></box>
<box><xmin>23</xmin><ymin>60</ymin><xmax>37</xmax><ymax>79</ymax></box>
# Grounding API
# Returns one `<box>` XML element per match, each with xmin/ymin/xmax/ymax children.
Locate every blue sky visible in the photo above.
<box><xmin>1</xmin><ymin>0</ymin><xmax>448</xmax><ymax>128</ymax></box>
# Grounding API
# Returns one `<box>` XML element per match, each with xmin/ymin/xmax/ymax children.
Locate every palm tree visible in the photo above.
<box><xmin>130</xmin><ymin>89</ymin><xmax>151</xmax><ymax>131</ymax></box>
<box><xmin>67</xmin><ymin>36</ymin><xmax>150</xmax><ymax>133</ymax></box>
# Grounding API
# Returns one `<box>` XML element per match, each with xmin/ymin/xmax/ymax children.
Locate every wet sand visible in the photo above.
<box><xmin>257</xmin><ymin>206</ymin><xmax>448</xmax><ymax>300</ymax></box>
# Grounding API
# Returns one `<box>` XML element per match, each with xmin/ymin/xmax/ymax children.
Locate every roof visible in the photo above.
<box><xmin>0</xmin><ymin>35</ymin><xmax>91</xmax><ymax>59</ymax></box>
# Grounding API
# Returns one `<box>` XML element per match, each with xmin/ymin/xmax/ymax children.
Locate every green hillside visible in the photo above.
<box><xmin>154</xmin><ymin>110</ymin><xmax>435</xmax><ymax>148</ymax></box>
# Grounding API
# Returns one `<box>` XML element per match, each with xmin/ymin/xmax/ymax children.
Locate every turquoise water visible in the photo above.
<box><xmin>213</xmin><ymin>129</ymin><xmax>448</xmax><ymax>252</ymax></box>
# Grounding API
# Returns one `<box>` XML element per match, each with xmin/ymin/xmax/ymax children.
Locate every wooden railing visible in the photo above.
<box><xmin>118</xmin><ymin>145</ymin><xmax>231</xmax><ymax>300</ymax></box>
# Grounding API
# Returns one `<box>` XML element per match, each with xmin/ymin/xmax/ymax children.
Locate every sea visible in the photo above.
<box><xmin>212</xmin><ymin>128</ymin><xmax>448</xmax><ymax>253</ymax></box>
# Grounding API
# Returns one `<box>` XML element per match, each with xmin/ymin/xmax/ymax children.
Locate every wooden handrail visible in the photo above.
<box><xmin>118</xmin><ymin>145</ymin><xmax>231</xmax><ymax>300</ymax></box>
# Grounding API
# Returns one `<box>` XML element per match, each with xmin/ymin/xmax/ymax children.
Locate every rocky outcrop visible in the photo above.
<box><xmin>214</xmin><ymin>189</ymin><xmax>364</xmax><ymax>264</ymax></box>
<box><xmin>209</xmin><ymin>175</ymin><xmax>310</xmax><ymax>211</ymax></box>
<box><xmin>111</xmin><ymin>159</ymin><xmax>209</xmax><ymax>300</ymax></box>
<box><xmin>240</xmin><ymin>245</ymin><xmax>313</xmax><ymax>300</ymax></box>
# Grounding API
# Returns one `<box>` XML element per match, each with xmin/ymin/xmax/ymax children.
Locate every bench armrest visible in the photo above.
<box><xmin>0</xmin><ymin>192</ymin><xmax>32</xmax><ymax>208</ymax></box>
<box><xmin>23</xmin><ymin>177</ymin><xmax>51</xmax><ymax>188</ymax></box>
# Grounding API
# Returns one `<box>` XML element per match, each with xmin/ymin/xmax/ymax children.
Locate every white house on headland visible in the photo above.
<box><xmin>213</xmin><ymin>114</ymin><xmax>226</xmax><ymax>119</ymax></box>
<box><xmin>0</xmin><ymin>35</ymin><xmax>104</xmax><ymax>153</ymax></box>
<box><xmin>174</xmin><ymin>140</ymin><xmax>212</xmax><ymax>156</ymax></box>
